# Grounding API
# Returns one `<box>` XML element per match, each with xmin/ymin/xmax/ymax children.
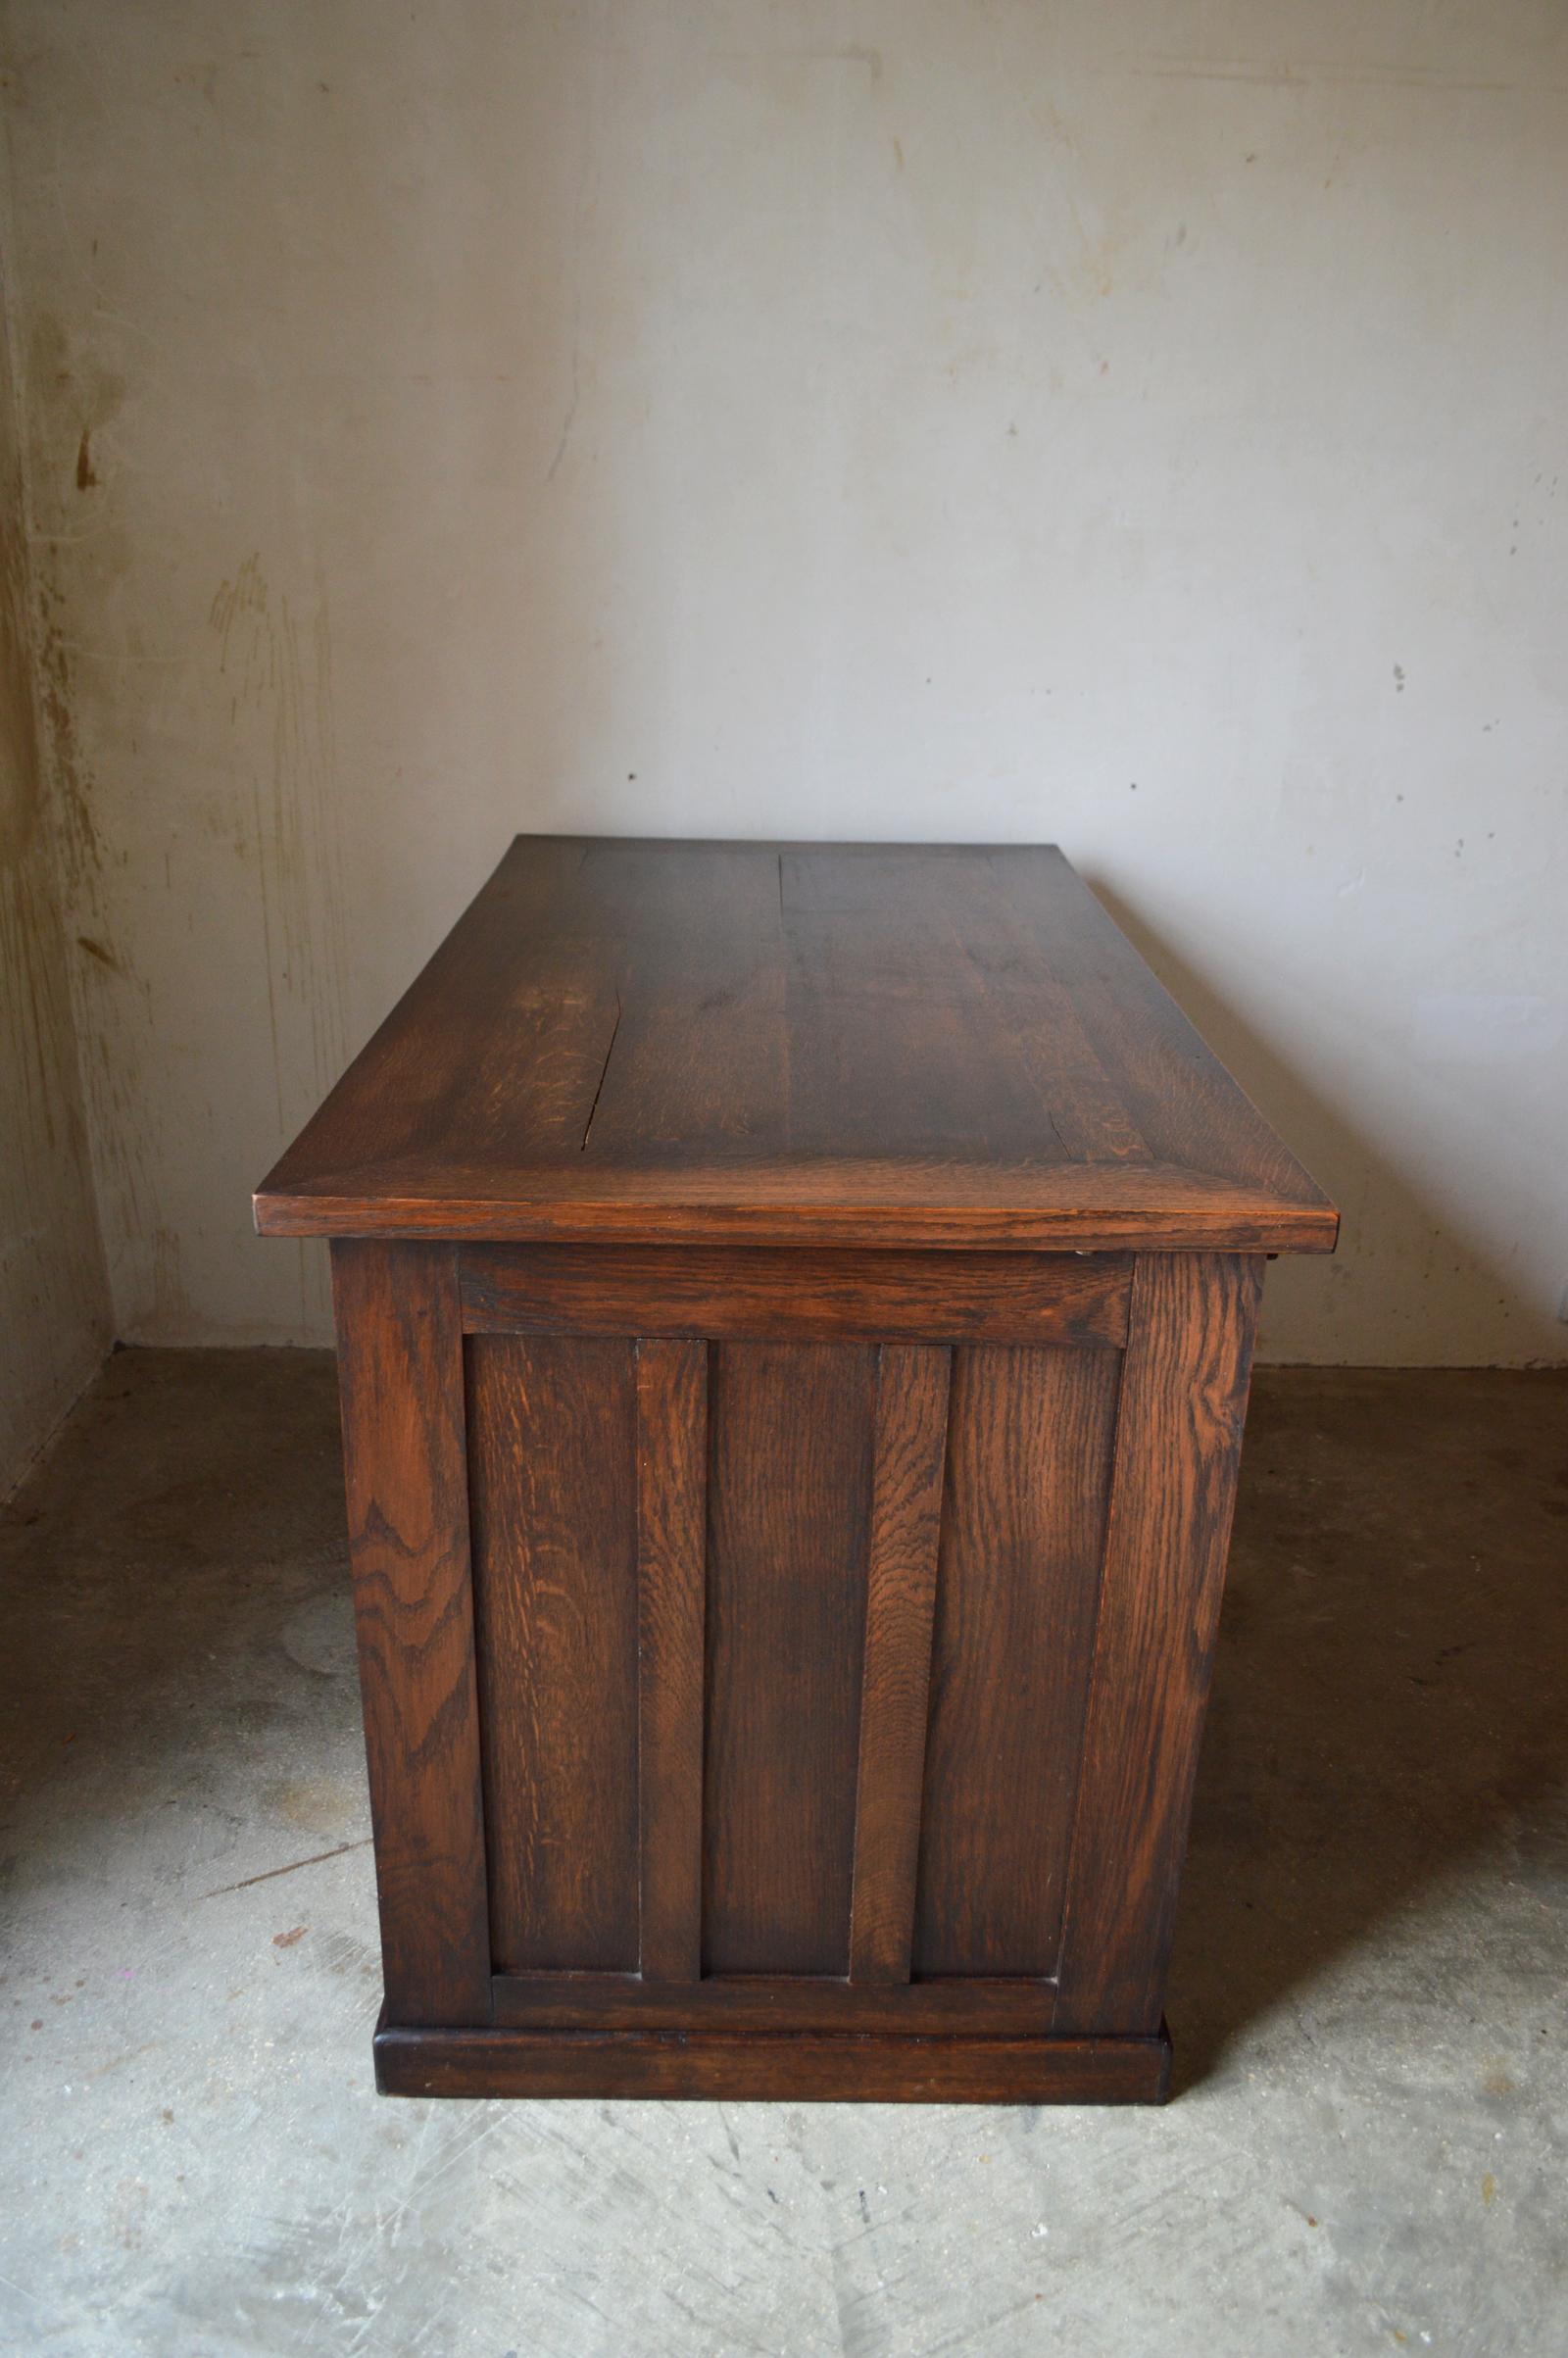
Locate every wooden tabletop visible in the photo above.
<box><xmin>254</xmin><ymin>839</ymin><xmax>1337</xmax><ymax>1253</ymax></box>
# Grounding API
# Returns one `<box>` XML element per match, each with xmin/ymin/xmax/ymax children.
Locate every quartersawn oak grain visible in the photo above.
<box><xmin>913</xmin><ymin>1344</ymin><xmax>1122</xmax><ymax>1978</ymax></box>
<box><xmin>702</xmin><ymin>1344</ymin><xmax>874</xmax><ymax>1975</ymax></box>
<box><xmin>255</xmin><ymin>840</ymin><xmax>1337</xmax><ymax>1254</ymax></box>
<box><xmin>1054</xmin><ymin>1253</ymin><xmax>1263</xmax><ymax>2033</ymax></box>
<box><xmin>466</xmin><ymin>1332</ymin><xmax>640</xmax><ymax>1974</ymax></box>
<box><xmin>329</xmin><ymin>1241</ymin><xmax>490</xmax><ymax>2026</ymax></box>
<box><xmin>635</xmin><ymin>1339</ymin><xmax>709</xmax><ymax>1983</ymax></box>
<box><xmin>270</xmin><ymin>840</ymin><xmax>1337</xmax><ymax>2106</ymax></box>
<box><xmin>848</xmin><ymin>1344</ymin><xmax>953</xmax><ymax>1984</ymax></box>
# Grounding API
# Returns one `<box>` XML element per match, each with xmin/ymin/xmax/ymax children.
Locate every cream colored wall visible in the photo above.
<box><xmin>0</xmin><ymin>245</ymin><xmax>111</xmax><ymax>1490</ymax></box>
<box><xmin>0</xmin><ymin>1</ymin><xmax>1563</xmax><ymax>1364</ymax></box>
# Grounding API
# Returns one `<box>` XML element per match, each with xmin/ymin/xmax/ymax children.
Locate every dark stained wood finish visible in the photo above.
<box><xmin>848</xmin><ymin>1345</ymin><xmax>952</xmax><ymax>1984</ymax></box>
<box><xmin>869</xmin><ymin>849</ymin><xmax>1151</xmax><ymax>1166</ymax></box>
<box><xmin>466</xmin><ymin>1333</ymin><xmax>640</xmax><ymax>1973</ymax></box>
<box><xmin>329</xmin><ymin>1242</ymin><xmax>490</xmax><ymax>2026</ymax></box>
<box><xmin>375</xmin><ymin>2016</ymin><xmax>1172</xmax><ymax>2104</ymax></box>
<box><xmin>702</xmin><ymin>1344</ymin><xmax>874</xmax><ymax>1976</ymax></box>
<box><xmin>256</xmin><ymin>840</ymin><xmax>1337</xmax><ymax>1254</ymax></box>
<box><xmin>635</xmin><ymin>1339</ymin><xmax>708</xmax><ymax>1983</ymax></box>
<box><xmin>459</xmin><ymin>1243</ymin><xmax>1131</xmax><ymax>1346</ymax></box>
<box><xmin>567</xmin><ymin>842</ymin><xmax>789</xmax><ymax>1158</ymax></box>
<box><xmin>913</xmin><ymin>1345</ymin><xmax>1123</xmax><ymax>1978</ymax></box>
<box><xmin>490</xmin><ymin>1973</ymin><xmax>1055</xmax><ymax>2034</ymax></box>
<box><xmin>266</xmin><ymin>1159</ymin><xmax>1333</xmax><ymax>1252</ymax></box>
<box><xmin>269</xmin><ymin>842</ymin><xmax>1336</xmax><ymax>2103</ymax></box>
<box><xmin>985</xmin><ymin>856</ymin><xmax>1316</xmax><ymax>1209</ymax></box>
<box><xmin>776</xmin><ymin>848</ymin><xmax>1077</xmax><ymax>1164</ymax></box>
<box><xmin>1054</xmin><ymin>1253</ymin><xmax>1263</xmax><ymax>2033</ymax></box>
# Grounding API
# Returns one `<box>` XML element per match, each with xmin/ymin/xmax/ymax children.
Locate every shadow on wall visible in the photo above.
<box><xmin>1169</xmin><ymin>1364</ymin><xmax>1568</xmax><ymax>2090</ymax></box>
<box><xmin>1086</xmin><ymin>878</ymin><xmax>1544</xmax><ymax>1364</ymax></box>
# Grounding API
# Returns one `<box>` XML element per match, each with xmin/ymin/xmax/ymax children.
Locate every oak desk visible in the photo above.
<box><xmin>256</xmin><ymin>839</ymin><xmax>1337</xmax><ymax>2103</ymax></box>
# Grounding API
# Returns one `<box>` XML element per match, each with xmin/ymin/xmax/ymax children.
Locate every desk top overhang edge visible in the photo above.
<box><xmin>255</xmin><ymin>837</ymin><xmax>1338</xmax><ymax>1257</ymax></box>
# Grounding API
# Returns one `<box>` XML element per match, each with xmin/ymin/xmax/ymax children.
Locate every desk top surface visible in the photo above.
<box><xmin>255</xmin><ymin>838</ymin><xmax>1337</xmax><ymax>1253</ymax></box>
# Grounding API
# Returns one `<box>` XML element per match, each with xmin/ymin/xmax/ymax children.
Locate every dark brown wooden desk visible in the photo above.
<box><xmin>256</xmin><ymin>839</ymin><xmax>1336</xmax><ymax>2102</ymax></box>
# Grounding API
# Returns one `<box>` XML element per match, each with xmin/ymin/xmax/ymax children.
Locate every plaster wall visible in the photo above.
<box><xmin>2</xmin><ymin>1</ymin><xmax>1563</xmax><ymax>1360</ymax></box>
<box><xmin>0</xmin><ymin>244</ymin><xmax>110</xmax><ymax>1491</ymax></box>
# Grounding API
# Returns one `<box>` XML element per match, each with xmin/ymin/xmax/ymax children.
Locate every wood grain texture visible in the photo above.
<box><xmin>988</xmin><ymin>855</ymin><xmax>1314</xmax><ymax>1206</ymax></box>
<box><xmin>466</xmin><ymin>1333</ymin><xmax>640</xmax><ymax>1973</ymax></box>
<box><xmin>283</xmin><ymin>843</ymin><xmax>1329</xmax><ymax>2098</ymax></box>
<box><xmin>1054</xmin><ymin>1253</ymin><xmax>1263</xmax><ymax>2034</ymax></box>
<box><xmin>776</xmin><ymin>847</ymin><xmax>1073</xmax><ymax>1164</ymax></box>
<box><xmin>490</xmin><ymin>1974</ymin><xmax>1056</xmax><ymax>2034</ymax></box>
<box><xmin>300</xmin><ymin>838</ymin><xmax>613</xmax><ymax>1179</ymax></box>
<box><xmin>329</xmin><ymin>1241</ymin><xmax>490</xmax><ymax>2026</ymax></box>
<box><xmin>848</xmin><ymin>1345</ymin><xmax>952</xmax><ymax>1984</ymax></box>
<box><xmin>255</xmin><ymin>839</ymin><xmax>1338</xmax><ymax>1254</ymax></box>
<box><xmin>460</xmin><ymin>1244</ymin><xmax>1132</xmax><ymax>1345</ymax></box>
<box><xmin>702</xmin><ymin>1344</ymin><xmax>874</xmax><ymax>1975</ymax></box>
<box><xmin>265</xmin><ymin>1158</ymin><xmax>1334</xmax><ymax>1253</ymax></box>
<box><xmin>912</xmin><ymin>1345</ymin><xmax>1123</xmax><ymax>1978</ymax></box>
<box><xmin>374</xmin><ymin>2018</ymin><xmax>1172</xmax><ymax>2103</ymax></box>
<box><xmin>873</xmin><ymin>849</ymin><xmax>1152</xmax><ymax>1165</ymax></box>
<box><xmin>565</xmin><ymin>842</ymin><xmax>789</xmax><ymax>1157</ymax></box>
<box><xmin>635</xmin><ymin>1340</ymin><xmax>708</xmax><ymax>1982</ymax></box>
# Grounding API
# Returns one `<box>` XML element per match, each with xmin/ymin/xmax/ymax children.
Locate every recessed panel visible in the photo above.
<box><xmin>913</xmin><ymin>1345</ymin><xmax>1122</xmax><ymax>1977</ymax></box>
<box><xmin>702</xmin><ymin>1343</ymin><xmax>875</xmax><ymax>1974</ymax></box>
<box><xmin>466</xmin><ymin>1333</ymin><xmax>639</xmax><ymax>1973</ymax></box>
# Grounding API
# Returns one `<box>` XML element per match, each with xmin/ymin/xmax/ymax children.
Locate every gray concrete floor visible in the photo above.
<box><xmin>1</xmin><ymin>1352</ymin><xmax>1564</xmax><ymax>2357</ymax></box>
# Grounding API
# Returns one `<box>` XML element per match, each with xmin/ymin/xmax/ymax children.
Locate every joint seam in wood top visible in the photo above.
<box><xmin>580</xmin><ymin>995</ymin><xmax>623</xmax><ymax>1153</ymax></box>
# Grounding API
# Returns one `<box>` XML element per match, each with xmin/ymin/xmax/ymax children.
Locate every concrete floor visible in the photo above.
<box><xmin>1</xmin><ymin>1353</ymin><xmax>1564</xmax><ymax>2358</ymax></box>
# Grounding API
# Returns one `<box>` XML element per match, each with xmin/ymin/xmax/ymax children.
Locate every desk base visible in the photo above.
<box><xmin>372</xmin><ymin>2013</ymin><xmax>1174</xmax><ymax>2104</ymax></box>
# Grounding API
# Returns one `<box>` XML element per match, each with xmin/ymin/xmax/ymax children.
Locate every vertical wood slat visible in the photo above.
<box><xmin>467</xmin><ymin>1336</ymin><xmax>640</xmax><ymax>1973</ymax></box>
<box><xmin>1053</xmin><ymin>1253</ymin><xmax>1264</xmax><ymax>2034</ymax></box>
<box><xmin>703</xmin><ymin>1345</ymin><xmax>876</xmax><ymax>1975</ymax></box>
<box><xmin>849</xmin><ymin>1344</ymin><xmax>953</xmax><ymax>1984</ymax></box>
<box><xmin>330</xmin><ymin>1240</ymin><xmax>491</xmax><ymax>2026</ymax></box>
<box><xmin>635</xmin><ymin>1340</ymin><xmax>710</xmax><ymax>1983</ymax></box>
<box><xmin>911</xmin><ymin>1344</ymin><xmax>1123</xmax><ymax>1980</ymax></box>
